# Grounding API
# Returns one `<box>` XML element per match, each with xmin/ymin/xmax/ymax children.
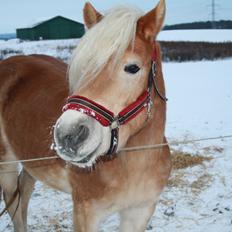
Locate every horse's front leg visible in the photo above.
<box><xmin>72</xmin><ymin>195</ymin><xmax>103</xmax><ymax>232</ymax></box>
<box><xmin>18</xmin><ymin>168</ymin><xmax>36</xmax><ymax>227</ymax></box>
<box><xmin>0</xmin><ymin>167</ymin><xmax>35</xmax><ymax>232</ymax></box>
<box><xmin>119</xmin><ymin>202</ymin><xmax>156</xmax><ymax>232</ymax></box>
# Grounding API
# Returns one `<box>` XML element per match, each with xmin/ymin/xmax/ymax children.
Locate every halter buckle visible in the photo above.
<box><xmin>110</xmin><ymin>117</ymin><xmax>120</xmax><ymax>130</ymax></box>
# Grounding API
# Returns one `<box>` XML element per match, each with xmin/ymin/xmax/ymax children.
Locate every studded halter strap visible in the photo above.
<box><xmin>62</xmin><ymin>45</ymin><xmax>167</xmax><ymax>155</ymax></box>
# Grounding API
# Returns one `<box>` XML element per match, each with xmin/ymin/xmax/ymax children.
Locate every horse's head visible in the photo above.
<box><xmin>54</xmin><ymin>0</ymin><xmax>166</xmax><ymax>167</ymax></box>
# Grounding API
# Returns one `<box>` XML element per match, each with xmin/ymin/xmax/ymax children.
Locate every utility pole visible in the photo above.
<box><xmin>211</xmin><ymin>0</ymin><xmax>216</xmax><ymax>28</ymax></box>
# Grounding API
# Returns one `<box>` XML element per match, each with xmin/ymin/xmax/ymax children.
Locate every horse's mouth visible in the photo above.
<box><xmin>69</xmin><ymin>142</ymin><xmax>102</xmax><ymax>166</ymax></box>
<box><xmin>73</xmin><ymin>152</ymin><xmax>95</xmax><ymax>164</ymax></box>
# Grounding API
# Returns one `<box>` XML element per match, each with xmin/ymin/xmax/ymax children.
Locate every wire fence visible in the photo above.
<box><xmin>0</xmin><ymin>134</ymin><xmax>231</xmax><ymax>170</ymax></box>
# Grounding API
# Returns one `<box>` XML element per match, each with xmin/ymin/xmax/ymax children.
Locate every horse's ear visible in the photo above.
<box><xmin>83</xmin><ymin>2</ymin><xmax>103</xmax><ymax>29</ymax></box>
<box><xmin>137</xmin><ymin>0</ymin><xmax>165</xmax><ymax>42</ymax></box>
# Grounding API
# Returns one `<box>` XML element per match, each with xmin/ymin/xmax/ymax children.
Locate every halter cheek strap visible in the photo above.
<box><xmin>62</xmin><ymin>46</ymin><xmax>167</xmax><ymax>155</ymax></box>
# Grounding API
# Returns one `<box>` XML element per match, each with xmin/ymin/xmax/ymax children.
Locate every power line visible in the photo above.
<box><xmin>211</xmin><ymin>0</ymin><xmax>216</xmax><ymax>28</ymax></box>
<box><xmin>210</xmin><ymin>0</ymin><xmax>222</xmax><ymax>28</ymax></box>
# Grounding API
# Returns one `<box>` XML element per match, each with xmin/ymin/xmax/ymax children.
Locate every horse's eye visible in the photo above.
<box><xmin>124</xmin><ymin>64</ymin><xmax>140</xmax><ymax>74</ymax></box>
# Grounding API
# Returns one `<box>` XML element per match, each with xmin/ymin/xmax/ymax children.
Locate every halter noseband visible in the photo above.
<box><xmin>63</xmin><ymin>46</ymin><xmax>167</xmax><ymax>155</ymax></box>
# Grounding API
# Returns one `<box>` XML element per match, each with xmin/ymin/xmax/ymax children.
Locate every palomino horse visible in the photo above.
<box><xmin>0</xmin><ymin>1</ymin><xmax>171</xmax><ymax>231</ymax></box>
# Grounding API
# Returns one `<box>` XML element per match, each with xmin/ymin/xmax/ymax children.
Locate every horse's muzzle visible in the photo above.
<box><xmin>53</xmin><ymin>110</ymin><xmax>111</xmax><ymax>167</ymax></box>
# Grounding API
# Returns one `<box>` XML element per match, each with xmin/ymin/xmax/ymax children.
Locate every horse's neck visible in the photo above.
<box><xmin>126</xmin><ymin>58</ymin><xmax>166</xmax><ymax>150</ymax></box>
<box><xmin>126</xmin><ymin>103</ymin><xmax>166</xmax><ymax>149</ymax></box>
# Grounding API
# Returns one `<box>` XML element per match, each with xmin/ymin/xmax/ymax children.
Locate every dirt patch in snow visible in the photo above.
<box><xmin>167</xmin><ymin>149</ymin><xmax>215</xmax><ymax>192</ymax></box>
<box><xmin>171</xmin><ymin>150</ymin><xmax>212</xmax><ymax>170</ymax></box>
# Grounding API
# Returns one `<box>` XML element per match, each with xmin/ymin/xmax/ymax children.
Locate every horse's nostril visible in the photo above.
<box><xmin>57</xmin><ymin>124</ymin><xmax>90</xmax><ymax>155</ymax></box>
<box><xmin>63</xmin><ymin>134</ymin><xmax>75</xmax><ymax>148</ymax></box>
<box><xmin>76</xmin><ymin>125</ymin><xmax>89</xmax><ymax>144</ymax></box>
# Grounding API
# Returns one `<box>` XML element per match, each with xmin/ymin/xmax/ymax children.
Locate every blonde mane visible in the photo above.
<box><xmin>68</xmin><ymin>6</ymin><xmax>143</xmax><ymax>92</ymax></box>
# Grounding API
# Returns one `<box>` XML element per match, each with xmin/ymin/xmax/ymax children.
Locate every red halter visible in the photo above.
<box><xmin>63</xmin><ymin>89</ymin><xmax>151</xmax><ymax>155</ymax></box>
<box><xmin>63</xmin><ymin>90</ymin><xmax>150</xmax><ymax>127</ymax></box>
<box><xmin>62</xmin><ymin>46</ymin><xmax>166</xmax><ymax>155</ymax></box>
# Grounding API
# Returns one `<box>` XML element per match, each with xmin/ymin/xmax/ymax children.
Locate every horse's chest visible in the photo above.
<box><xmin>87</xmin><ymin>169</ymin><xmax>161</xmax><ymax>217</ymax></box>
<box><xmin>96</xmin><ymin>164</ymin><xmax>162</xmax><ymax>210</ymax></box>
<box><xmin>121</xmin><ymin>172</ymin><xmax>161</xmax><ymax>205</ymax></box>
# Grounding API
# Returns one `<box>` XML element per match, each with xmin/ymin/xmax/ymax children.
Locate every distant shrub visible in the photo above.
<box><xmin>1</xmin><ymin>42</ymin><xmax>231</xmax><ymax>62</ymax></box>
<box><xmin>163</xmin><ymin>20</ymin><xmax>232</xmax><ymax>30</ymax></box>
<box><xmin>160</xmin><ymin>41</ymin><xmax>232</xmax><ymax>62</ymax></box>
<box><xmin>56</xmin><ymin>45</ymin><xmax>75</xmax><ymax>52</ymax></box>
<box><xmin>0</xmin><ymin>49</ymin><xmax>23</xmax><ymax>60</ymax></box>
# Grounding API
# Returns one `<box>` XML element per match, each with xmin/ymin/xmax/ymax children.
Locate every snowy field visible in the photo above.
<box><xmin>0</xmin><ymin>31</ymin><xmax>232</xmax><ymax>231</ymax></box>
<box><xmin>0</xmin><ymin>38</ymin><xmax>79</xmax><ymax>61</ymax></box>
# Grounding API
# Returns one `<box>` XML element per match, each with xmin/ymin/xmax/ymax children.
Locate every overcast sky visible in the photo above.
<box><xmin>0</xmin><ymin>0</ymin><xmax>231</xmax><ymax>33</ymax></box>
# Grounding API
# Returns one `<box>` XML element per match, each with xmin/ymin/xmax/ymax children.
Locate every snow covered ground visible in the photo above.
<box><xmin>156</xmin><ymin>59</ymin><xmax>232</xmax><ymax>232</ymax></box>
<box><xmin>158</xmin><ymin>29</ymin><xmax>232</xmax><ymax>42</ymax></box>
<box><xmin>0</xmin><ymin>33</ymin><xmax>232</xmax><ymax>231</ymax></box>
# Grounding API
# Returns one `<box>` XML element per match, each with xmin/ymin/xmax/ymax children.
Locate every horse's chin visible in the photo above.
<box><xmin>69</xmin><ymin>153</ymin><xmax>99</xmax><ymax>168</ymax></box>
<box><xmin>69</xmin><ymin>144</ymin><xmax>103</xmax><ymax>168</ymax></box>
<box><xmin>54</xmin><ymin>142</ymin><xmax>103</xmax><ymax>168</ymax></box>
